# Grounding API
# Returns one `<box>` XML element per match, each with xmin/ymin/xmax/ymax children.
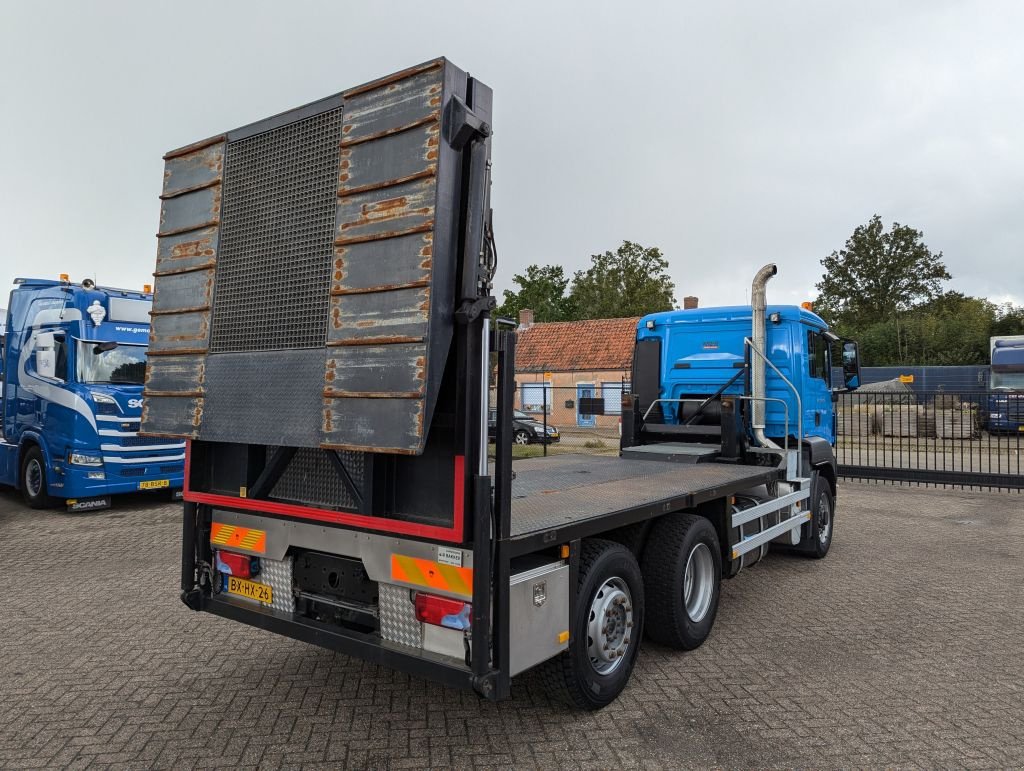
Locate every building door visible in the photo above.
<box><xmin>577</xmin><ymin>384</ymin><xmax>597</xmax><ymax>427</ymax></box>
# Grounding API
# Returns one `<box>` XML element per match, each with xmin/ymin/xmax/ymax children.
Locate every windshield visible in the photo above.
<box><xmin>76</xmin><ymin>341</ymin><xmax>147</xmax><ymax>384</ymax></box>
<box><xmin>991</xmin><ymin>371</ymin><xmax>1024</xmax><ymax>390</ymax></box>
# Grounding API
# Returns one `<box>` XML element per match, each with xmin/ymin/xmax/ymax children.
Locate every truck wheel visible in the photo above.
<box><xmin>803</xmin><ymin>472</ymin><xmax>834</xmax><ymax>559</ymax></box>
<box><xmin>641</xmin><ymin>513</ymin><xmax>721</xmax><ymax>650</ymax></box>
<box><xmin>540</xmin><ymin>539</ymin><xmax>645</xmax><ymax>710</ymax></box>
<box><xmin>22</xmin><ymin>446</ymin><xmax>55</xmax><ymax>509</ymax></box>
<box><xmin>514</xmin><ymin>430</ymin><xmax>530</xmax><ymax>445</ymax></box>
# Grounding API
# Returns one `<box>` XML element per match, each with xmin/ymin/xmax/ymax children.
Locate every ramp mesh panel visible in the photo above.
<box><xmin>210</xmin><ymin>108</ymin><xmax>343</xmax><ymax>352</ymax></box>
<box><xmin>269</xmin><ymin>447</ymin><xmax>365</xmax><ymax>511</ymax></box>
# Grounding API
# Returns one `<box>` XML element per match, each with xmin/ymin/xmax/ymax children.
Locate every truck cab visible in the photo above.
<box><xmin>635</xmin><ymin>304</ymin><xmax>842</xmax><ymax>446</ymax></box>
<box><xmin>0</xmin><ymin>277</ymin><xmax>184</xmax><ymax>510</ymax></box>
<box><xmin>987</xmin><ymin>336</ymin><xmax>1024</xmax><ymax>433</ymax></box>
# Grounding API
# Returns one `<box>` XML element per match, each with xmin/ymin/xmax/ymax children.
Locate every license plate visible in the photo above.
<box><xmin>227</xmin><ymin>576</ymin><xmax>273</xmax><ymax>604</ymax></box>
<box><xmin>139</xmin><ymin>479</ymin><xmax>169</xmax><ymax>490</ymax></box>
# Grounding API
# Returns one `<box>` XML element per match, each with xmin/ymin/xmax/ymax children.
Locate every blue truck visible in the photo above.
<box><xmin>987</xmin><ymin>335</ymin><xmax>1024</xmax><ymax>433</ymax></box>
<box><xmin>0</xmin><ymin>276</ymin><xmax>184</xmax><ymax>510</ymax></box>
<box><xmin>158</xmin><ymin>59</ymin><xmax>861</xmax><ymax>710</ymax></box>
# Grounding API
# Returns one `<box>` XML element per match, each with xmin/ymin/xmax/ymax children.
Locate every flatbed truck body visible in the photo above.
<box><xmin>148</xmin><ymin>58</ymin><xmax>859</xmax><ymax>708</ymax></box>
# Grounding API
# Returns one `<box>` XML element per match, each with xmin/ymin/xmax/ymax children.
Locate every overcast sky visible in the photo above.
<box><xmin>1</xmin><ymin>0</ymin><xmax>1020</xmax><ymax>313</ymax></box>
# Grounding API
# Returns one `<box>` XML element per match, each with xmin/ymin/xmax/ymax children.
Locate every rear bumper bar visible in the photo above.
<box><xmin>199</xmin><ymin>594</ymin><xmax>484</xmax><ymax>695</ymax></box>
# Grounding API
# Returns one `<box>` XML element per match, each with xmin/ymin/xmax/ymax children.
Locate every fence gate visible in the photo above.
<box><xmin>836</xmin><ymin>389</ymin><xmax>1023</xmax><ymax>492</ymax></box>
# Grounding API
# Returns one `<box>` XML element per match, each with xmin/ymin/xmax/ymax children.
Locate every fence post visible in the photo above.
<box><xmin>543</xmin><ymin>382</ymin><xmax>548</xmax><ymax>457</ymax></box>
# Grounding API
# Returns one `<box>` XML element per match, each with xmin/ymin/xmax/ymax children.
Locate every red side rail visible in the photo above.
<box><xmin>183</xmin><ymin>441</ymin><xmax>466</xmax><ymax>542</ymax></box>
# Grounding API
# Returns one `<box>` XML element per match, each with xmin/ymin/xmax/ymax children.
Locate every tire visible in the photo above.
<box><xmin>21</xmin><ymin>445</ymin><xmax>55</xmax><ymax>509</ymax></box>
<box><xmin>540</xmin><ymin>539</ymin><xmax>645</xmax><ymax>710</ymax></box>
<box><xmin>513</xmin><ymin>430</ymin><xmax>531</xmax><ymax>445</ymax></box>
<box><xmin>802</xmin><ymin>472</ymin><xmax>834</xmax><ymax>559</ymax></box>
<box><xmin>641</xmin><ymin>513</ymin><xmax>722</xmax><ymax>650</ymax></box>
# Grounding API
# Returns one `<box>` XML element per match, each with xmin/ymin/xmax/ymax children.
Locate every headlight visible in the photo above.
<box><xmin>90</xmin><ymin>391</ymin><xmax>118</xmax><ymax>406</ymax></box>
<box><xmin>68</xmin><ymin>451</ymin><xmax>103</xmax><ymax>467</ymax></box>
<box><xmin>546</xmin><ymin>426</ymin><xmax>558</xmax><ymax>434</ymax></box>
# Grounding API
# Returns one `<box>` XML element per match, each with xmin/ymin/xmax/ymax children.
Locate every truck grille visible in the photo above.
<box><xmin>209</xmin><ymin>107</ymin><xmax>343</xmax><ymax>353</ymax></box>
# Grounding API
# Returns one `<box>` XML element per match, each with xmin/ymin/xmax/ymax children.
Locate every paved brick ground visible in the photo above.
<box><xmin>0</xmin><ymin>481</ymin><xmax>1021</xmax><ymax>769</ymax></box>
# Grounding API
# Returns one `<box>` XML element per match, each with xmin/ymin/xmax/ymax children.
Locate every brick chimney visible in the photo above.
<box><xmin>683</xmin><ymin>296</ymin><xmax>699</xmax><ymax>310</ymax></box>
<box><xmin>519</xmin><ymin>308</ymin><xmax>534</xmax><ymax>329</ymax></box>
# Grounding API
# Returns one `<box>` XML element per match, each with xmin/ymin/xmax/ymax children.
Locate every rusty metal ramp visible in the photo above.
<box><xmin>143</xmin><ymin>59</ymin><xmax>485</xmax><ymax>454</ymax></box>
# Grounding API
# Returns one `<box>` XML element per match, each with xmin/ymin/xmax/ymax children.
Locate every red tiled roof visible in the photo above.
<box><xmin>515</xmin><ymin>317</ymin><xmax>640</xmax><ymax>372</ymax></box>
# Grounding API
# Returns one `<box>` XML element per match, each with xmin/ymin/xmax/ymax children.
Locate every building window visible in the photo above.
<box><xmin>521</xmin><ymin>382</ymin><xmax>551</xmax><ymax>414</ymax></box>
<box><xmin>601</xmin><ymin>381</ymin><xmax>629</xmax><ymax>415</ymax></box>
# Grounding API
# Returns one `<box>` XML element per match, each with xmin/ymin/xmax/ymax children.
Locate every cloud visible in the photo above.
<box><xmin>1</xmin><ymin>0</ymin><xmax>1020</xmax><ymax>313</ymax></box>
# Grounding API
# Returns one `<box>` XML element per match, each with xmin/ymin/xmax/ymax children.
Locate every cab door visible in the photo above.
<box><xmin>804</xmin><ymin>328</ymin><xmax>833</xmax><ymax>443</ymax></box>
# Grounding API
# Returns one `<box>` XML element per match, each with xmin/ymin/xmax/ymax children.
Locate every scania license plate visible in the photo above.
<box><xmin>139</xmin><ymin>479</ymin><xmax>169</xmax><ymax>490</ymax></box>
<box><xmin>227</xmin><ymin>576</ymin><xmax>272</xmax><ymax>604</ymax></box>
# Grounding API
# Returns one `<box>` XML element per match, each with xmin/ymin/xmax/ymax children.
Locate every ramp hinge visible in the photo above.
<box><xmin>446</xmin><ymin>95</ymin><xmax>492</xmax><ymax>150</ymax></box>
<box><xmin>455</xmin><ymin>296</ymin><xmax>496</xmax><ymax>325</ymax></box>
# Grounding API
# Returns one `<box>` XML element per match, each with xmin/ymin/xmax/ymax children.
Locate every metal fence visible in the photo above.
<box><xmin>836</xmin><ymin>390</ymin><xmax>1023</xmax><ymax>492</ymax></box>
<box><xmin>489</xmin><ymin>385</ymin><xmax>1024</xmax><ymax>492</ymax></box>
<box><xmin>488</xmin><ymin>384</ymin><xmax>625</xmax><ymax>458</ymax></box>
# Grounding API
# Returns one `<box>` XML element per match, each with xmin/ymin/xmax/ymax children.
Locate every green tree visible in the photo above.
<box><xmin>992</xmin><ymin>303</ymin><xmax>1024</xmax><ymax>337</ymax></box>
<box><xmin>495</xmin><ymin>264</ymin><xmax>575</xmax><ymax>322</ymax></box>
<box><xmin>900</xmin><ymin>293</ymin><xmax>995</xmax><ymax>365</ymax></box>
<box><xmin>815</xmin><ymin>215</ymin><xmax>951</xmax><ymax>327</ymax></box>
<box><xmin>568</xmin><ymin>241</ymin><xmax>675</xmax><ymax>319</ymax></box>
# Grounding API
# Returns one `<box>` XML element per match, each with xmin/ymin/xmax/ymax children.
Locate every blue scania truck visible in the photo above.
<box><xmin>0</xmin><ymin>276</ymin><xmax>184</xmax><ymax>510</ymax></box>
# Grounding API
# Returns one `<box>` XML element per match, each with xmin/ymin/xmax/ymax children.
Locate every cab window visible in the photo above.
<box><xmin>807</xmin><ymin>330</ymin><xmax>829</xmax><ymax>385</ymax></box>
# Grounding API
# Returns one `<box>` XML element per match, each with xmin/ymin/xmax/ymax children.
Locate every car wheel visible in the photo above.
<box><xmin>514</xmin><ymin>430</ymin><xmax>530</xmax><ymax>445</ymax></box>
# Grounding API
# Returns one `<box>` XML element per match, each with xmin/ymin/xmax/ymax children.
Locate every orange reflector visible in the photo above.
<box><xmin>559</xmin><ymin>544</ymin><xmax>570</xmax><ymax>559</ymax></box>
<box><xmin>558</xmin><ymin>630</ymin><xmax>570</xmax><ymax>644</ymax></box>
<box><xmin>391</xmin><ymin>554</ymin><xmax>472</xmax><ymax>598</ymax></box>
<box><xmin>210</xmin><ymin>522</ymin><xmax>266</xmax><ymax>554</ymax></box>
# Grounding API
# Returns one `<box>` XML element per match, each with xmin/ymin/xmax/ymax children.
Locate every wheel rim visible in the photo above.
<box><xmin>817</xmin><ymin>493</ymin><xmax>832</xmax><ymax>546</ymax></box>
<box><xmin>25</xmin><ymin>459</ymin><xmax>43</xmax><ymax>498</ymax></box>
<box><xmin>586</xmin><ymin>576</ymin><xmax>634</xmax><ymax>675</ymax></box>
<box><xmin>514</xmin><ymin>432</ymin><xmax>529</xmax><ymax>445</ymax></box>
<box><xmin>683</xmin><ymin>543</ymin><xmax>714</xmax><ymax>622</ymax></box>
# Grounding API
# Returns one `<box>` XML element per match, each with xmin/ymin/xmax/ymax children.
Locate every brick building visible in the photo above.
<box><xmin>513</xmin><ymin>310</ymin><xmax>640</xmax><ymax>430</ymax></box>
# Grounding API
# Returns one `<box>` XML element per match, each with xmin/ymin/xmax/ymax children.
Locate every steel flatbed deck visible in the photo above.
<box><xmin>507</xmin><ymin>454</ymin><xmax>779</xmax><ymax>556</ymax></box>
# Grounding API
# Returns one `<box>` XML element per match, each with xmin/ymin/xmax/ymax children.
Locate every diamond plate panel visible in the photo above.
<box><xmin>259</xmin><ymin>556</ymin><xmax>295</xmax><ymax>614</ymax></box>
<box><xmin>378</xmin><ymin>583</ymin><xmax>421</xmax><ymax>649</ymax></box>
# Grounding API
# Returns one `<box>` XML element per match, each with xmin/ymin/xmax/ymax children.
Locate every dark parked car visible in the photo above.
<box><xmin>488</xmin><ymin>409</ymin><xmax>560</xmax><ymax>445</ymax></box>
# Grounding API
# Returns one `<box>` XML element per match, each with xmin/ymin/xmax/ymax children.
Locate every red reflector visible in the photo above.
<box><xmin>216</xmin><ymin>550</ymin><xmax>253</xmax><ymax>579</ymax></box>
<box><xmin>413</xmin><ymin>592</ymin><xmax>472</xmax><ymax>630</ymax></box>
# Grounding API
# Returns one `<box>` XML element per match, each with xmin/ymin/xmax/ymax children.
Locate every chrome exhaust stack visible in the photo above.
<box><xmin>750</xmin><ymin>263</ymin><xmax>779</xmax><ymax>449</ymax></box>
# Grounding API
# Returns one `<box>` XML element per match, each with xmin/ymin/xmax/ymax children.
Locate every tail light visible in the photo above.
<box><xmin>216</xmin><ymin>550</ymin><xmax>259</xmax><ymax>579</ymax></box>
<box><xmin>413</xmin><ymin>592</ymin><xmax>471</xmax><ymax>630</ymax></box>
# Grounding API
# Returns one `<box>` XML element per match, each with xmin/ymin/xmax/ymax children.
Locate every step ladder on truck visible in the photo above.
<box><xmin>143</xmin><ymin>57</ymin><xmax>862</xmax><ymax>709</ymax></box>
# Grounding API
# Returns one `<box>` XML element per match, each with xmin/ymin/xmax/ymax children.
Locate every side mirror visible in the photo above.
<box><xmin>841</xmin><ymin>340</ymin><xmax>861</xmax><ymax>390</ymax></box>
<box><xmin>35</xmin><ymin>332</ymin><xmax>56</xmax><ymax>379</ymax></box>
